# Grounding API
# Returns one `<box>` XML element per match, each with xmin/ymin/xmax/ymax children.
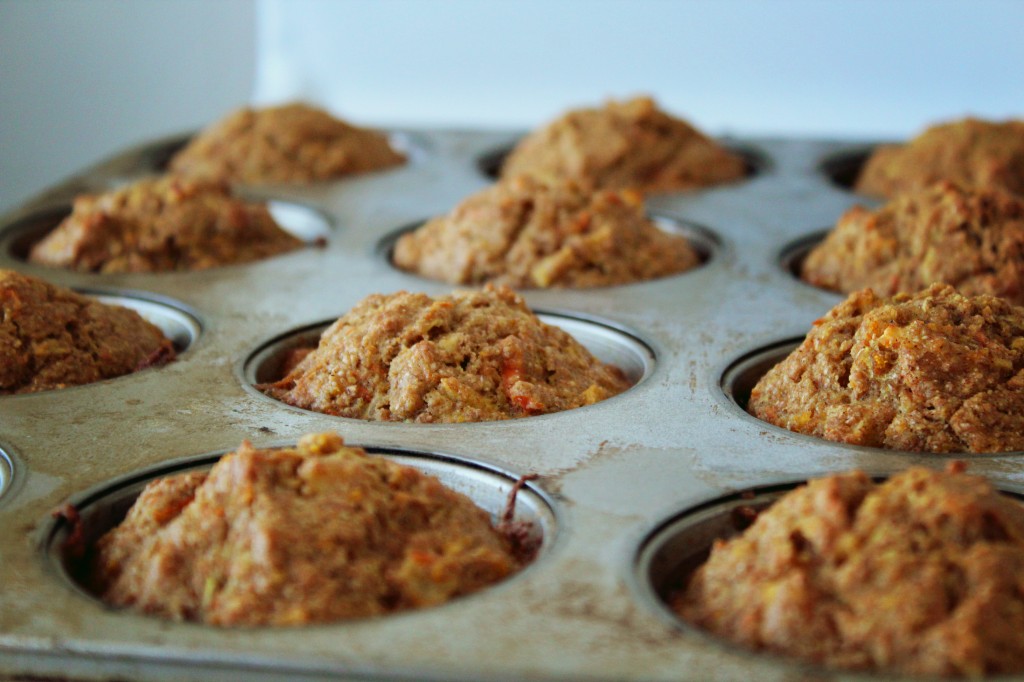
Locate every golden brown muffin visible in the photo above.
<box><xmin>168</xmin><ymin>102</ymin><xmax>406</xmax><ymax>185</ymax></box>
<box><xmin>29</xmin><ymin>176</ymin><xmax>304</xmax><ymax>273</ymax></box>
<box><xmin>392</xmin><ymin>175</ymin><xmax>701</xmax><ymax>288</ymax></box>
<box><xmin>675</xmin><ymin>465</ymin><xmax>1024</xmax><ymax>677</ymax></box>
<box><xmin>0</xmin><ymin>269</ymin><xmax>175</xmax><ymax>394</ymax></box>
<box><xmin>261</xmin><ymin>286</ymin><xmax>632</xmax><ymax>422</ymax></box>
<box><xmin>856</xmin><ymin>118</ymin><xmax>1024</xmax><ymax>198</ymax></box>
<box><xmin>802</xmin><ymin>181</ymin><xmax>1024</xmax><ymax>305</ymax></box>
<box><xmin>748</xmin><ymin>284</ymin><xmax>1024</xmax><ymax>453</ymax></box>
<box><xmin>501</xmin><ymin>96</ymin><xmax>747</xmax><ymax>193</ymax></box>
<box><xmin>91</xmin><ymin>432</ymin><xmax>527</xmax><ymax>626</ymax></box>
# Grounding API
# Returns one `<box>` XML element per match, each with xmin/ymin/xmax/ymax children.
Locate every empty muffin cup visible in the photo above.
<box><xmin>818</xmin><ymin>146</ymin><xmax>874</xmax><ymax>192</ymax></box>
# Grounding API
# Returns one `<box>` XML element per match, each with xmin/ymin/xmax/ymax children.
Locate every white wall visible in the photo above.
<box><xmin>3</xmin><ymin>0</ymin><xmax>1022</xmax><ymax>215</ymax></box>
<box><xmin>0</xmin><ymin>0</ymin><xmax>255</xmax><ymax>214</ymax></box>
<box><xmin>254</xmin><ymin>0</ymin><xmax>1024</xmax><ymax>136</ymax></box>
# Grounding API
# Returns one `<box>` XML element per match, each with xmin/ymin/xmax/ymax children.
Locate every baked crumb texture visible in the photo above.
<box><xmin>169</xmin><ymin>102</ymin><xmax>406</xmax><ymax>185</ymax></box>
<box><xmin>262</xmin><ymin>286</ymin><xmax>632</xmax><ymax>422</ymax></box>
<box><xmin>0</xmin><ymin>270</ymin><xmax>175</xmax><ymax>394</ymax></box>
<box><xmin>802</xmin><ymin>181</ymin><xmax>1024</xmax><ymax>305</ymax></box>
<box><xmin>856</xmin><ymin>118</ymin><xmax>1024</xmax><ymax>199</ymax></box>
<box><xmin>393</xmin><ymin>175</ymin><xmax>700</xmax><ymax>288</ymax></box>
<box><xmin>748</xmin><ymin>284</ymin><xmax>1024</xmax><ymax>453</ymax></box>
<box><xmin>501</xmin><ymin>96</ymin><xmax>747</xmax><ymax>194</ymax></box>
<box><xmin>29</xmin><ymin>176</ymin><xmax>303</xmax><ymax>273</ymax></box>
<box><xmin>675</xmin><ymin>466</ymin><xmax>1024</xmax><ymax>677</ymax></box>
<box><xmin>92</xmin><ymin>432</ymin><xmax>524</xmax><ymax>626</ymax></box>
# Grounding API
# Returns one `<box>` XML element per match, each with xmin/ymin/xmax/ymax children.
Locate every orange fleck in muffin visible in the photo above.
<box><xmin>802</xmin><ymin>181</ymin><xmax>1024</xmax><ymax>305</ymax></box>
<box><xmin>676</xmin><ymin>465</ymin><xmax>1024</xmax><ymax>677</ymax></box>
<box><xmin>748</xmin><ymin>284</ymin><xmax>1024</xmax><ymax>453</ymax></box>
<box><xmin>393</xmin><ymin>175</ymin><xmax>700</xmax><ymax>288</ymax></box>
<box><xmin>501</xmin><ymin>96</ymin><xmax>747</xmax><ymax>193</ymax></box>
<box><xmin>29</xmin><ymin>176</ymin><xmax>303</xmax><ymax>273</ymax></box>
<box><xmin>169</xmin><ymin>102</ymin><xmax>405</xmax><ymax>185</ymax></box>
<box><xmin>91</xmin><ymin>432</ymin><xmax>528</xmax><ymax>626</ymax></box>
<box><xmin>261</xmin><ymin>286</ymin><xmax>632</xmax><ymax>422</ymax></box>
<box><xmin>856</xmin><ymin>118</ymin><xmax>1024</xmax><ymax>198</ymax></box>
<box><xmin>0</xmin><ymin>270</ymin><xmax>175</xmax><ymax>394</ymax></box>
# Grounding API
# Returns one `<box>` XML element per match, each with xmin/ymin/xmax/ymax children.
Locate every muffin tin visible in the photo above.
<box><xmin>3</xmin><ymin>126</ymin><xmax>1022</xmax><ymax>682</ymax></box>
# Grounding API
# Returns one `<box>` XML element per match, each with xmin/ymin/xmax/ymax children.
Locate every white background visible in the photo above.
<box><xmin>3</xmin><ymin>0</ymin><xmax>1022</xmax><ymax>214</ymax></box>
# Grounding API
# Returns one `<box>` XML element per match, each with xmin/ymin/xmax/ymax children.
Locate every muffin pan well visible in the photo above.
<box><xmin>3</xmin><ymin>129</ymin><xmax>1023</xmax><ymax>682</ymax></box>
<box><xmin>0</xmin><ymin>198</ymin><xmax>333</xmax><ymax>267</ymax></box>
<box><xmin>241</xmin><ymin>311</ymin><xmax>655</xmax><ymax>416</ymax></box>
<box><xmin>46</xmin><ymin>445</ymin><xmax>556</xmax><ymax>607</ymax></box>
<box><xmin>377</xmin><ymin>213</ymin><xmax>722</xmax><ymax>279</ymax></box>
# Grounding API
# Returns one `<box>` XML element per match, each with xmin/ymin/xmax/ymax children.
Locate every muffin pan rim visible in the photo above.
<box><xmin>717</xmin><ymin>336</ymin><xmax>1024</xmax><ymax>460</ymax></box>
<box><xmin>41</xmin><ymin>439</ymin><xmax>561</xmax><ymax>629</ymax></box>
<box><xmin>0</xmin><ymin>286</ymin><xmax>203</xmax><ymax>400</ymax></box>
<box><xmin>0</xmin><ymin>443</ymin><xmax>14</xmax><ymax>508</ymax></box>
<box><xmin>0</xmin><ymin>196</ymin><xmax>337</xmax><ymax>273</ymax></box>
<box><xmin>475</xmin><ymin>138</ymin><xmax>775</xmax><ymax>183</ymax></box>
<box><xmin>235</xmin><ymin>308</ymin><xmax>658</xmax><ymax>424</ymax></box>
<box><xmin>629</xmin><ymin>474</ymin><xmax>1024</xmax><ymax>678</ymax></box>
<box><xmin>375</xmin><ymin>210</ymin><xmax>730</xmax><ymax>289</ymax></box>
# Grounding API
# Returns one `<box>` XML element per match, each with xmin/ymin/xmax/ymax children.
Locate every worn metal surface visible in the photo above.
<box><xmin>2</xmin><ymin>129</ymin><xmax>1020</xmax><ymax>681</ymax></box>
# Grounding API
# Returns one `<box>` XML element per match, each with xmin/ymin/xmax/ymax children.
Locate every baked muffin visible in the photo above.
<box><xmin>392</xmin><ymin>175</ymin><xmax>701</xmax><ymax>288</ymax></box>
<box><xmin>856</xmin><ymin>118</ymin><xmax>1024</xmax><ymax>198</ymax></box>
<box><xmin>0</xmin><ymin>269</ymin><xmax>175</xmax><ymax>394</ymax></box>
<box><xmin>168</xmin><ymin>102</ymin><xmax>406</xmax><ymax>185</ymax></box>
<box><xmin>802</xmin><ymin>181</ymin><xmax>1024</xmax><ymax>305</ymax></box>
<box><xmin>748</xmin><ymin>284</ymin><xmax>1024</xmax><ymax>453</ymax></box>
<box><xmin>90</xmin><ymin>432</ymin><xmax>529</xmax><ymax>626</ymax></box>
<box><xmin>28</xmin><ymin>176</ymin><xmax>304</xmax><ymax>273</ymax></box>
<box><xmin>261</xmin><ymin>286</ymin><xmax>632</xmax><ymax>422</ymax></box>
<box><xmin>675</xmin><ymin>465</ymin><xmax>1024</xmax><ymax>677</ymax></box>
<box><xmin>501</xmin><ymin>96</ymin><xmax>747</xmax><ymax>193</ymax></box>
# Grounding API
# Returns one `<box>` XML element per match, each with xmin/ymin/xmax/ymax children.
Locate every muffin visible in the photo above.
<box><xmin>261</xmin><ymin>286</ymin><xmax>632</xmax><ymax>422</ymax></box>
<box><xmin>855</xmin><ymin>117</ymin><xmax>1024</xmax><ymax>198</ymax></box>
<box><xmin>0</xmin><ymin>269</ymin><xmax>175</xmax><ymax>394</ymax></box>
<box><xmin>168</xmin><ymin>102</ymin><xmax>406</xmax><ymax>185</ymax></box>
<box><xmin>90</xmin><ymin>432</ymin><xmax>529</xmax><ymax>626</ymax></box>
<box><xmin>801</xmin><ymin>181</ymin><xmax>1024</xmax><ymax>305</ymax></box>
<box><xmin>675</xmin><ymin>465</ymin><xmax>1024</xmax><ymax>677</ymax></box>
<box><xmin>392</xmin><ymin>175</ymin><xmax>701</xmax><ymax>288</ymax></box>
<box><xmin>748</xmin><ymin>283</ymin><xmax>1024</xmax><ymax>453</ymax></box>
<box><xmin>500</xmin><ymin>96</ymin><xmax>747</xmax><ymax>193</ymax></box>
<box><xmin>28</xmin><ymin>176</ymin><xmax>304</xmax><ymax>273</ymax></box>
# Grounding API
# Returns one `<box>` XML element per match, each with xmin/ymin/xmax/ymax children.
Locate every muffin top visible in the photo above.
<box><xmin>802</xmin><ymin>181</ymin><xmax>1024</xmax><ymax>305</ymax></box>
<box><xmin>676</xmin><ymin>465</ymin><xmax>1024</xmax><ymax>677</ymax></box>
<box><xmin>261</xmin><ymin>285</ymin><xmax>632</xmax><ymax>422</ymax></box>
<box><xmin>748</xmin><ymin>283</ymin><xmax>1024</xmax><ymax>453</ymax></box>
<box><xmin>0</xmin><ymin>269</ymin><xmax>175</xmax><ymax>394</ymax></box>
<box><xmin>501</xmin><ymin>96</ymin><xmax>747</xmax><ymax>193</ymax></box>
<box><xmin>393</xmin><ymin>175</ymin><xmax>701</xmax><ymax>288</ymax></box>
<box><xmin>29</xmin><ymin>176</ymin><xmax>304</xmax><ymax>273</ymax></box>
<box><xmin>168</xmin><ymin>102</ymin><xmax>406</xmax><ymax>185</ymax></box>
<box><xmin>91</xmin><ymin>432</ymin><xmax>527</xmax><ymax>626</ymax></box>
<box><xmin>856</xmin><ymin>117</ymin><xmax>1024</xmax><ymax>198</ymax></box>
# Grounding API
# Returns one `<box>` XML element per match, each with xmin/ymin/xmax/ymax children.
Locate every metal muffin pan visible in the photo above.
<box><xmin>3</xmin><ymin>129</ymin><xmax>1023</xmax><ymax>682</ymax></box>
